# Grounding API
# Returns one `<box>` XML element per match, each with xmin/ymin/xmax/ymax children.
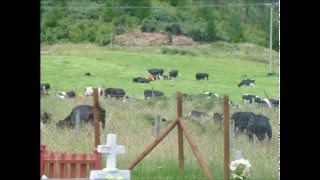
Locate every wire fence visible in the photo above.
<box><xmin>41</xmin><ymin>92</ymin><xmax>279</xmax><ymax>179</ymax></box>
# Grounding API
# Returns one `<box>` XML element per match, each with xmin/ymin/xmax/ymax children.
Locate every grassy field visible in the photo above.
<box><xmin>41</xmin><ymin>42</ymin><xmax>279</xmax><ymax>104</ymax></box>
<box><xmin>41</xmin><ymin>42</ymin><xmax>279</xmax><ymax>179</ymax></box>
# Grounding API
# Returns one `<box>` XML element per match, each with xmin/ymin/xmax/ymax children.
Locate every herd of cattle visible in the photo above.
<box><xmin>41</xmin><ymin>68</ymin><xmax>278</xmax><ymax>142</ymax></box>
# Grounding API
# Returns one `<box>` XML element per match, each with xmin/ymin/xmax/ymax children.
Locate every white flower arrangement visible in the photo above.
<box><xmin>230</xmin><ymin>158</ymin><xmax>251</xmax><ymax>180</ymax></box>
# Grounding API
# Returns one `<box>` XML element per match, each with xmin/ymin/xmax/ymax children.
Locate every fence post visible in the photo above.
<box><xmin>176</xmin><ymin>92</ymin><xmax>184</xmax><ymax>174</ymax></box>
<box><xmin>93</xmin><ymin>88</ymin><xmax>100</xmax><ymax>148</ymax></box>
<box><xmin>224</xmin><ymin>95</ymin><xmax>230</xmax><ymax>180</ymax></box>
<box><xmin>155</xmin><ymin>114</ymin><xmax>161</xmax><ymax>137</ymax></box>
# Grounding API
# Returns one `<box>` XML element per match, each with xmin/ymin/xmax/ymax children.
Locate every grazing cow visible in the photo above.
<box><xmin>147</xmin><ymin>68</ymin><xmax>164</xmax><ymax>80</ymax></box>
<box><xmin>105</xmin><ymin>88</ymin><xmax>126</xmax><ymax>99</ymax></box>
<box><xmin>195</xmin><ymin>73</ymin><xmax>209</xmax><ymax>81</ymax></box>
<box><xmin>246</xmin><ymin>114</ymin><xmax>272</xmax><ymax>141</ymax></box>
<box><xmin>231</xmin><ymin>111</ymin><xmax>256</xmax><ymax>134</ymax></box>
<box><xmin>40</xmin><ymin>83</ymin><xmax>50</xmax><ymax>95</ymax></box>
<box><xmin>56</xmin><ymin>105</ymin><xmax>106</xmax><ymax>130</ymax></box>
<box><xmin>133</xmin><ymin>77</ymin><xmax>150</xmax><ymax>83</ymax></box>
<box><xmin>242</xmin><ymin>94</ymin><xmax>262</xmax><ymax>104</ymax></box>
<box><xmin>84</xmin><ymin>87</ymin><xmax>103</xmax><ymax>96</ymax></box>
<box><xmin>238</xmin><ymin>79</ymin><xmax>255</xmax><ymax>87</ymax></box>
<box><xmin>41</xmin><ymin>112</ymin><xmax>52</xmax><ymax>124</ymax></box>
<box><xmin>144</xmin><ymin>89</ymin><xmax>164</xmax><ymax>99</ymax></box>
<box><xmin>189</xmin><ymin>110</ymin><xmax>209</xmax><ymax>118</ymax></box>
<box><xmin>213</xmin><ymin>112</ymin><xmax>223</xmax><ymax>124</ymax></box>
<box><xmin>84</xmin><ymin>72</ymin><xmax>91</xmax><ymax>76</ymax></box>
<box><xmin>169</xmin><ymin>70</ymin><xmax>178</xmax><ymax>78</ymax></box>
<box><xmin>57</xmin><ymin>91</ymin><xmax>76</xmax><ymax>99</ymax></box>
<box><xmin>261</xmin><ymin>98</ymin><xmax>279</xmax><ymax>107</ymax></box>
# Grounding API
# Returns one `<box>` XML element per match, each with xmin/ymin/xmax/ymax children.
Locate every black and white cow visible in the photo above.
<box><xmin>84</xmin><ymin>87</ymin><xmax>103</xmax><ymax>96</ymax></box>
<box><xmin>246</xmin><ymin>114</ymin><xmax>272</xmax><ymax>141</ymax></box>
<box><xmin>56</xmin><ymin>105</ymin><xmax>106</xmax><ymax>130</ymax></box>
<box><xmin>189</xmin><ymin>110</ymin><xmax>209</xmax><ymax>118</ymax></box>
<box><xmin>57</xmin><ymin>91</ymin><xmax>76</xmax><ymax>99</ymax></box>
<box><xmin>195</xmin><ymin>73</ymin><xmax>209</xmax><ymax>81</ymax></box>
<box><xmin>238</xmin><ymin>79</ymin><xmax>255</xmax><ymax>87</ymax></box>
<box><xmin>40</xmin><ymin>83</ymin><xmax>50</xmax><ymax>95</ymax></box>
<box><xmin>144</xmin><ymin>89</ymin><xmax>164</xmax><ymax>99</ymax></box>
<box><xmin>105</xmin><ymin>88</ymin><xmax>126</xmax><ymax>99</ymax></box>
<box><xmin>147</xmin><ymin>68</ymin><xmax>164</xmax><ymax>80</ymax></box>
<box><xmin>133</xmin><ymin>77</ymin><xmax>150</xmax><ymax>83</ymax></box>
<box><xmin>261</xmin><ymin>98</ymin><xmax>279</xmax><ymax>107</ymax></box>
<box><xmin>242</xmin><ymin>94</ymin><xmax>262</xmax><ymax>104</ymax></box>
<box><xmin>169</xmin><ymin>70</ymin><xmax>178</xmax><ymax>78</ymax></box>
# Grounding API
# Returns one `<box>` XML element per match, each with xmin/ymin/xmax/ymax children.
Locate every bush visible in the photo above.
<box><xmin>165</xmin><ymin>23</ymin><xmax>182</xmax><ymax>35</ymax></box>
<box><xmin>188</xmin><ymin>28</ymin><xmax>209</xmax><ymax>42</ymax></box>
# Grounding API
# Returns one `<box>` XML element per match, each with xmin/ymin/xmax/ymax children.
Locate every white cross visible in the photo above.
<box><xmin>97</xmin><ymin>134</ymin><xmax>125</xmax><ymax>171</ymax></box>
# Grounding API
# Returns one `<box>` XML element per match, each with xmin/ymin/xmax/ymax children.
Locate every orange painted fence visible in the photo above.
<box><xmin>40</xmin><ymin>144</ymin><xmax>102</xmax><ymax>178</ymax></box>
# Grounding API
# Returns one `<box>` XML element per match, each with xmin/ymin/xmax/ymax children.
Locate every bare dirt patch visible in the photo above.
<box><xmin>115</xmin><ymin>32</ymin><xmax>197</xmax><ymax>46</ymax></box>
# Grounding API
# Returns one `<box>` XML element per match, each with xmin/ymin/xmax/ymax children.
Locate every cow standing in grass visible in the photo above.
<box><xmin>56</xmin><ymin>105</ymin><xmax>106</xmax><ymax>130</ymax></box>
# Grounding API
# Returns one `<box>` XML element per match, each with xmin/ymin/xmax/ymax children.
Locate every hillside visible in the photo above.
<box><xmin>41</xmin><ymin>0</ymin><xmax>279</xmax><ymax>50</ymax></box>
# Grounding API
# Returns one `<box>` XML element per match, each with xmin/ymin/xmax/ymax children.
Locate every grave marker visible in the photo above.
<box><xmin>90</xmin><ymin>134</ymin><xmax>130</xmax><ymax>180</ymax></box>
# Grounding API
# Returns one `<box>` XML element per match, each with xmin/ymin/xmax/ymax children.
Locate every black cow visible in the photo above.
<box><xmin>41</xmin><ymin>112</ymin><xmax>52</xmax><ymax>124</ymax></box>
<box><xmin>213</xmin><ymin>112</ymin><xmax>223</xmax><ymax>124</ymax></box>
<box><xmin>85</xmin><ymin>72</ymin><xmax>91</xmax><ymax>76</ymax></box>
<box><xmin>238</xmin><ymin>79</ymin><xmax>255</xmax><ymax>87</ymax></box>
<box><xmin>56</xmin><ymin>105</ymin><xmax>106</xmax><ymax>130</ymax></box>
<box><xmin>189</xmin><ymin>110</ymin><xmax>208</xmax><ymax>118</ymax></box>
<box><xmin>40</xmin><ymin>83</ymin><xmax>50</xmax><ymax>95</ymax></box>
<box><xmin>147</xmin><ymin>68</ymin><xmax>164</xmax><ymax>79</ymax></box>
<box><xmin>195</xmin><ymin>73</ymin><xmax>209</xmax><ymax>81</ymax></box>
<box><xmin>247</xmin><ymin>114</ymin><xmax>272</xmax><ymax>141</ymax></box>
<box><xmin>242</xmin><ymin>94</ymin><xmax>262</xmax><ymax>104</ymax></box>
<box><xmin>231</xmin><ymin>111</ymin><xmax>256</xmax><ymax>134</ymax></box>
<box><xmin>169</xmin><ymin>70</ymin><xmax>178</xmax><ymax>78</ymax></box>
<box><xmin>133</xmin><ymin>77</ymin><xmax>150</xmax><ymax>83</ymax></box>
<box><xmin>57</xmin><ymin>91</ymin><xmax>76</xmax><ymax>99</ymax></box>
<box><xmin>105</xmin><ymin>88</ymin><xmax>126</xmax><ymax>99</ymax></box>
<box><xmin>144</xmin><ymin>90</ymin><xmax>164</xmax><ymax>99</ymax></box>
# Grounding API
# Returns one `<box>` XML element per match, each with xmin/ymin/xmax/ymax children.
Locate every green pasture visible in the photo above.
<box><xmin>41</xmin><ymin>43</ymin><xmax>279</xmax><ymax>104</ymax></box>
<box><xmin>40</xmin><ymin>43</ymin><xmax>279</xmax><ymax>179</ymax></box>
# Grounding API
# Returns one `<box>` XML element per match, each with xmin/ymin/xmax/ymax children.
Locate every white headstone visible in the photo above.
<box><xmin>98</xmin><ymin>134</ymin><xmax>125</xmax><ymax>171</ymax></box>
<box><xmin>90</xmin><ymin>134</ymin><xmax>130</xmax><ymax>180</ymax></box>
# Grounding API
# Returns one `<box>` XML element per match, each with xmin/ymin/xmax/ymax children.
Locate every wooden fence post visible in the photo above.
<box><xmin>93</xmin><ymin>88</ymin><xmax>100</xmax><ymax>148</ymax></box>
<box><xmin>224</xmin><ymin>95</ymin><xmax>230</xmax><ymax>180</ymax></box>
<box><xmin>177</xmin><ymin>92</ymin><xmax>184</xmax><ymax>174</ymax></box>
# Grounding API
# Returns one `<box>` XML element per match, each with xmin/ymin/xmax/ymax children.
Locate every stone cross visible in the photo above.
<box><xmin>97</xmin><ymin>134</ymin><xmax>125</xmax><ymax>171</ymax></box>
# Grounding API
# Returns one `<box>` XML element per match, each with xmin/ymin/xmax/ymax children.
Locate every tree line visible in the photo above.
<box><xmin>41</xmin><ymin>0</ymin><xmax>279</xmax><ymax>50</ymax></box>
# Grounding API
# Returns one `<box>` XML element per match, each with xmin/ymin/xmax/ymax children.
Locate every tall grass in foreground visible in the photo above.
<box><xmin>41</xmin><ymin>96</ymin><xmax>279</xmax><ymax>179</ymax></box>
